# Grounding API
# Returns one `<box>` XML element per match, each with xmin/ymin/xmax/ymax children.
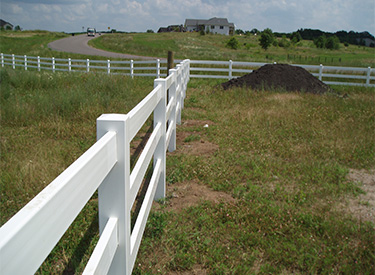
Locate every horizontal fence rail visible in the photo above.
<box><xmin>1</xmin><ymin>53</ymin><xmax>374</xmax><ymax>87</ymax></box>
<box><xmin>0</xmin><ymin>59</ymin><xmax>190</xmax><ymax>275</ymax></box>
<box><xmin>189</xmin><ymin>60</ymin><xmax>375</xmax><ymax>87</ymax></box>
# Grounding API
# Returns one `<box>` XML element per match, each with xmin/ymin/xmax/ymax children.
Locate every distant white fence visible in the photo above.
<box><xmin>189</xmin><ymin>60</ymin><xmax>375</xmax><ymax>87</ymax></box>
<box><xmin>1</xmin><ymin>53</ymin><xmax>374</xmax><ymax>87</ymax></box>
<box><xmin>0</xmin><ymin>59</ymin><xmax>190</xmax><ymax>275</ymax></box>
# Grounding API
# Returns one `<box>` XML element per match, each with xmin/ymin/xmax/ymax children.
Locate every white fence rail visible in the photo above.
<box><xmin>189</xmin><ymin>60</ymin><xmax>375</xmax><ymax>87</ymax></box>
<box><xmin>0</xmin><ymin>59</ymin><xmax>190</xmax><ymax>275</ymax></box>
<box><xmin>1</xmin><ymin>53</ymin><xmax>374</xmax><ymax>87</ymax></box>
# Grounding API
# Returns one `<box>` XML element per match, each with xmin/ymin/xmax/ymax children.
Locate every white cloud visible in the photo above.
<box><xmin>0</xmin><ymin>0</ymin><xmax>373</xmax><ymax>34</ymax></box>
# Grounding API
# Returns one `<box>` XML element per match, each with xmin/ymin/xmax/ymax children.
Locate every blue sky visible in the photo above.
<box><xmin>1</xmin><ymin>0</ymin><xmax>374</xmax><ymax>34</ymax></box>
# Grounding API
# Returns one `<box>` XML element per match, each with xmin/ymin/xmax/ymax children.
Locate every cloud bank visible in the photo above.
<box><xmin>1</xmin><ymin>0</ymin><xmax>374</xmax><ymax>34</ymax></box>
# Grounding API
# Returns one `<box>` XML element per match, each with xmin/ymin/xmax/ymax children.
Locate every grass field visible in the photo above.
<box><xmin>1</xmin><ymin>65</ymin><xmax>374</xmax><ymax>274</ymax></box>
<box><xmin>89</xmin><ymin>32</ymin><xmax>375</xmax><ymax>67</ymax></box>
<box><xmin>1</xmin><ymin>30</ymin><xmax>373</xmax><ymax>68</ymax></box>
<box><xmin>1</xmin><ymin>30</ymin><xmax>375</xmax><ymax>274</ymax></box>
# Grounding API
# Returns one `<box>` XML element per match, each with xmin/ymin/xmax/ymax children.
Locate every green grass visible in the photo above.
<box><xmin>133</xmin><ymin>81</ymin><xmax>375</xmax><ymax>274</ymax></box>
<box><xmin>1</xmin><ymin>30</ymin><xmax>373</xmax><ymax>67</ymax></box>
<box><xmin>1</xmin><ymin>68</ymin><xmax>374</xmax><ymax>274</ymax></box>
<box><xmin>89</xmin><ymin>32</ymin><xmax>375</xmax><ymax>67</ymax></box>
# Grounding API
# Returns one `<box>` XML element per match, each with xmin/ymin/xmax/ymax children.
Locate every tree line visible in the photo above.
<box><xmin>236</xmin><ymin>28</ymin><xmax>374</xmax><ymax>48</ymax></box>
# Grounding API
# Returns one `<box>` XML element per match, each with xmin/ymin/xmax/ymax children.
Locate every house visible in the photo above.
<box><xmin>157</xmin><ymin>25</ymin><xmax>184</xmax><ymax>33</ymax></box>
<box><xmin>0</xmin><ymin>19</ymin><xmax>13</xmax><ymax>30</ymax></box>
<box><xmin>356</xmin><ymin>38</ymin><xmax>375</xmax><ymax>47</ymax></box>
<box><xmin>184</xmin><ymin>17</ymin><xmax>235</xmax><ymax>35</ymax></box>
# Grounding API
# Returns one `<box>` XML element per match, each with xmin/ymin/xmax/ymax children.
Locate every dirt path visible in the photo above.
<box><xmin>48</xmin><ymin>34</ymin><xmax>159</xmax><ymax>60</ymax></box>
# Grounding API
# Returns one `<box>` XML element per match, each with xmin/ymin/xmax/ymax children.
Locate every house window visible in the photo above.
<box><xmin>211</xmin><ymin>25</ymin><xmax>215</xmax><ymax>29</ymax></box>
<box><xmin>220</xmin><ymin>26</ymin><xmax>224</xmax><ymax>29</ymax></box>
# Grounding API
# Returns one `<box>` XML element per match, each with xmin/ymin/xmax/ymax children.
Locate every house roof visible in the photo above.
<box><xmin>185</xmin><ymin>17</ymin><xmax>234</xmax><ymax>27</ymax></box>
<box><xmin>0</xmin><ymin>19</ymin><xmax>13</xmax><ymax>28</ymax></box>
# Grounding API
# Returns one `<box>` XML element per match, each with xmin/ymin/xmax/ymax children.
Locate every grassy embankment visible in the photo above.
<box><xmin>1</xmin><ymin>31</ymin><xmax>374</xmax><ymax>273</ymax></box>
<box><xmin>89</xmin><ymin>32</ymin><xmax>375</xmax><ymax>67</ymax></box>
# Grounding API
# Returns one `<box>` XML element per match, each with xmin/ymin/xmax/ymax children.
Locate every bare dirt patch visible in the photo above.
<box><xmin>168</xmin><ymin>264</ymin><xmax>208</xmax><ymax>275</ymax></box>
<box><xmin>156</xmin><ymin>180</ymin><xmax>236</xmax><ymax>213</ymax></box>
<box><xmin>344</xmin><ymin>168</ymin><xmax>375</xmax><ymax>223</ymax></box>
<box><xmin>173</xmin><ymin>120</ymin><xmax>219</xmax><ymax>157</ymax></box>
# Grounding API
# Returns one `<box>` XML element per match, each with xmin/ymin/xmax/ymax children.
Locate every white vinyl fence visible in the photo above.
<box><xmin>1</xmin><ymin>53</ymin><xmax>374</xmax><ymax>87</ymax></box>
<box><xmin>0</xmin><ymin>59</ymin><xmax>190</xmax><ymax>275</ymax></box>
<box><xmin>189</xmin><ymin>60</ymin><xmax>375</xmax><ymax>87</ymax></box>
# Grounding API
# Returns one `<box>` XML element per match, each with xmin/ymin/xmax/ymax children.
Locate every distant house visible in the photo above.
<box><xmin>184</xmin><ymin>17</ymin><xmax>235</xmax><ymax>35</ymax></box>
<box><xmin>357</xmin><ymin>38</ymin><xmax>375</xmax><ymax>47</ymax></box>
<box><xmin>0</xmin><ymin>19</ymin><xmax>13</xmax><ymax>30</ymax></box>
<box><xmin>157</xmin><ymin>25</ymin><xmax>184</xmax><ymax>33</ymax></box>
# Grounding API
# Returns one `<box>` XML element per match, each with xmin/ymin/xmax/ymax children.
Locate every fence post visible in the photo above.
<box><xmin>1</xmin><ymin>53</ymin><xmax>4</xmax><ymax>67</ymax></box>
<box><xmin>157</xmin><ymin>59</ymin><xmax>160</xmax><ymax>78</ymax></box>
<box><xmin>68</xmin><ymin>58</ymin><xmax>71</xmax><ymax>72</ymax></box>
<box><xmin>229</xmin><ymin>60</ymin><xmax>233</xmax><ymax>79</ymax></box>
<box><xmin>153</xmin><ymin>78</ymin><xmax>167</xmax><ymax>200</ymax></box>
<box><xmin>52</xmin><ymin>57</ymin><xmax>55</xmax><ymax>72</ymax></box>
<box><xmin>24</xmin><ymin>55</ymin><xmax>27</xmax><ymax>71</ymax></box>
<box><xmin>97</xmin><ymin>114</ymin><xmax>131</xmax><ymax>275</ymax></box>
<box><xmin>107</xmin><ymin>60</ymin><xmax>111</xmax><ymax>75</ymax></box>
<box><xmin>366</xmin><ymin>67</ymin><xmax>371</xmax><ymax>86</ymax></box>
<box><xmin>168</xmin><ymin>69</ymin><xmax>177</xmax><ymax>152</ymax></box>
<box><xmin>37</xmin><ymin>56</ymin><xmax>41</xmax><ymax>71</ymax></box>
<box><xmin>130</xmin><ymin>60</ymin><xmax>134</xmax><ymax>79</ymax></box>
<box><xmin>12</xmin><ymin>54</ymin><xmax>15</xmax><ymax>69</ymax></box>
<box><xmin>319</xmin><ymin>64</ymin><xmax>323</xmax><ymax>81</ymax></box>
<box><xmin>86</xmin><ymin>59</ymin><xmax>90</xmax><ymax>73</ymax></box>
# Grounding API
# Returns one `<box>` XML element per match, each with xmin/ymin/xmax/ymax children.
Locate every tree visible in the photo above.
<box><xmin>325</xmin><ymin>35</ymin><xmax>340</xmax><ymax>50</ymax></box>
<box><xmin>146</xmin><ymin>29</ymin><xmax>154</xmax><ymax>33</ymax></box>
<box><xmin>259</xmin><ymin>28</ymin><xmax>274</xmax><ymax>50</ymax></box>
<box><xmin>314</xmin><ymin>35</ymin><xmax>326</xmax><ymax>48</ymax></box>
<box><xmin>278</xmin><ymin>35</ymin><xmax>290</xmax><ymax>48</ymax></box>
<box><xmin>226</xmin><ymin>37</ymin><xmax>239</xmax><ymax>49</ymax></box>
<box><xmin>290</xmin><ymin>31</ymin><xmax>302</xmax><ymax>44</ymax></box>
<box><xmin>250</xmin><ymin>28</ymin><xmax>259</xmax><ymax>34</ymax></box>
<box><xmin>235</xmin><ymin>29</ymin><xmax>244</xmax><ymax>35</ymax></box>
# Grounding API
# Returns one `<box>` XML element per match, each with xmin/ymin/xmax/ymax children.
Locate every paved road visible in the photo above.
<box><xmin>48</xmin><ymin>34</ymin><xmax>158</xmax><ymax>60</ymax></box>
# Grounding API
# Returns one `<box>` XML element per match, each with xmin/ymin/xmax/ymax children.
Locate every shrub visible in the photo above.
<box><xmin>314</xmin><ymin>35</ymin><xmax>326</xmax><ymax>48</ymax></box>
<box><xmin>226</xmin><ymin>37</ymin><xmax>239</xmax><ymax>49</ymax></box>
<box><xmin>259</xmin><ymin>28</ymin><xmax>274</xmax><ymax>50</ymax></box>
<box><xmin>278</xmin><ymin>35</ymin><xmax>291</xmax><ymax>48</ymax></box>
<box><xmin>326</xmin><ymin>35</ymin><xmax>340</xmax><ymax>50</ymax></box>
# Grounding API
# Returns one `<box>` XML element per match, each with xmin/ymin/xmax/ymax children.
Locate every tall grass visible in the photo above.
<box><xmin>1</xmin><ymin>69</ymin><xmax>374</xmax><ymax>274</ymax></box>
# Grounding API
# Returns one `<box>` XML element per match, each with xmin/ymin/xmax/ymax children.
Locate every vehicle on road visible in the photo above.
<box><xmin>87</xmin><ymin>28</ymin><xmax>96</xmax><ymax>37</ymax></box>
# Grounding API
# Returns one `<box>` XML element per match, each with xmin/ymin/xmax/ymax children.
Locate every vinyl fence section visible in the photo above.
<box><xmin>189</xmin><ymin>60</ymin><xmax>375</xmax><ymax>87</ymax></box>
<box><xmin>0</xmin><ymin>59</ymin><xmax>190</xmax><ymax>275</ymax></box>
<box><xmin>0</xmin><ymin>53</ymin><xmax>168</xmax><ymax>78</ymax></box>
<box><xmin>1</xmin><ymin>53</ymin><xmax>374</xmax><ymax>87</ymax></box>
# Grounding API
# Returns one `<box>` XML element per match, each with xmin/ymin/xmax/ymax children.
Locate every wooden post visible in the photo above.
<box><xmin>167</xmin><ymin>51</ymin><xmax>174</xmax><ymax>76</ymax></box>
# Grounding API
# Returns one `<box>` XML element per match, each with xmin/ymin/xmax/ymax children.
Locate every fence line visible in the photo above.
<box><xmin>1</xmin><ymin>53</ymin><xmax>374</xmax><ymax>87</ymax></box>
<box><xmin>0</xmin><ymin>59</ymin><xmax>190</xmax><ymax>275</ymax></box>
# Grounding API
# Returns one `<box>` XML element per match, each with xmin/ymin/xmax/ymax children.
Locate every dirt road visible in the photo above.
<box><xmin>48</xmin><ymin>34</ymin><xmax>158</xmax><ymax>60</ymax></box>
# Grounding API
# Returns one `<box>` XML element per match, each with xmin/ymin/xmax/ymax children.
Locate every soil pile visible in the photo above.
<box><xmin>222</xmin><ymin>64</ymin><xmax>332</xmax><ymax>94</ymax></box>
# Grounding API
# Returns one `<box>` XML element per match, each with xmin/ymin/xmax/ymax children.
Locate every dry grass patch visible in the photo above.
<box><xmin>343</xmin><ymin>169</ymin><xmax>375</xmax><ymax>223</ymax></box>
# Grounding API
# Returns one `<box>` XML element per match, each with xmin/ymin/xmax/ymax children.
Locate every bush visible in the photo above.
<box><xmin>290</xmin><ymin>32</ymin><xmax>302</xmax><ymax>44</ymax></box>
<box><xmin>314</xmin><ymin>35</ymin><xmax>340</xmax><ymax>50</ymax></box>
<box><xmin>314</xmin><ymin>35</ymin><xmax>326</xmax><ymax>48</ymax></box>
<box><xmin>226</xmin><ymin>37</ymin><xmax>239</xmax><ymax>49</ymax></box>
<box><xmin>259</xmin><ymin>28</ymin><xmax>274</xmax><ymax>50</ymax></box>
<box><xmin>278</xmin><ymin>35</ymin><xmax>291</xmax><ymax>48</ymax></box>
<box><xmin>326</xmin><ymin>35</ymin><xmax>340</xmax><ymax>50</ymax></box>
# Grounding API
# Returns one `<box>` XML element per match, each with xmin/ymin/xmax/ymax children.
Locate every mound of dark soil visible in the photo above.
<box><xmin>222</xmin><ymin>64</ymin><xmax>332</xmax><ymax>94</ymax></box>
